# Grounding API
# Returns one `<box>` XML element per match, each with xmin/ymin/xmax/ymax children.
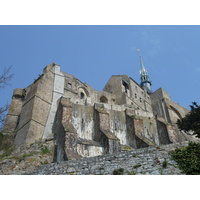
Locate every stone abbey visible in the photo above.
<box><xmin>3</xmin><ymin>53</ymin><xmax>196</xmax><ymax>162</ymax></box>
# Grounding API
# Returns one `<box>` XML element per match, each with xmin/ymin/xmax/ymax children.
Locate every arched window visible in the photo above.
<box><xmin>67</xmin><ymin>83</ymin><xmax>72</xmax><ymax>89</ymax></box>
<box><xmin>80</xmin><ymin>92</ymin><xmax>85</xmax><ymax>99</ymax></box>
<box><xmin>100</xmin><ymin>96</ymin><xmax>108</xmax><ymax>103</ymax></box>
<box><xmin>78</xmin><ymin>87</ymin><xmax>89</xmax><ymax>99</ymax></box>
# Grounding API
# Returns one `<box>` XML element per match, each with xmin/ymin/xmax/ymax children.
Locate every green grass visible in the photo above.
<box><xmin>40</xmin><ymin>145</ymin><xmax>50</xmax><ymax>154</ymax></box>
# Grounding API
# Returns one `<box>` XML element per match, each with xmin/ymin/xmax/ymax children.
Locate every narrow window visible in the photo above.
<box><xmin>81</xmin><ymin>118</ymin><xmax>85</xmax><ymax>131</ymax></box>
<box><xmin>122</xmin><ymin>80</ymin><xmax>129</xmax><ymax>93</ymax></box>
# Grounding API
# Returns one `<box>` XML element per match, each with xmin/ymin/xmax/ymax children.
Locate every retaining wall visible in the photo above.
<box><xmin>25</xmin><ymin>142</ymin><xmax>189</xmax><ymax>175</ymax></box>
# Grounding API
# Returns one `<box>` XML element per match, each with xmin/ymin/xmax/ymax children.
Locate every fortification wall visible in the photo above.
<box><xmin>3</xmin><ymin>63</ymin><xmax>195</xmax><ymax>159</ymax></box>
<box><xmin>14</xmin><ymin>64</ymin><xmax>55</xmax><ymax>146</ymax></box>
<box><xmin>25</xmin><ymin>142</ymin><xmax>189</xmax><ymax>175</ymax></box>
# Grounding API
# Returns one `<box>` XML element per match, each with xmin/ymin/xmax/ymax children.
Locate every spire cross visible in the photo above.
<box><xmin>137</xmin><ymin>49</ymin><xmax>141</xmax><ymax>56</ymax></box>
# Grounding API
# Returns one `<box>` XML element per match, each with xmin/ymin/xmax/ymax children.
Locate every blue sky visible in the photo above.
<box><xmin>0</xmin><ymin>25</ymin><xmax>200</xmax><ymax>109</ymax></box>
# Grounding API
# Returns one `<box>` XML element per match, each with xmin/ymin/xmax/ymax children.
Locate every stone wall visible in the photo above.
<box><xmin>12</xmin><ymin>63</ymin><xmax>56</xmax><ymax>146</ymax></box>
<box><xmin>25</xmin><ymin>142</ymin><xmax>189</xmax><ymax>175</ymax></box>
<box><xmin>3</xmin><ymin>88</ymin><xmax>23</xmax><ymax>134</ymax></box>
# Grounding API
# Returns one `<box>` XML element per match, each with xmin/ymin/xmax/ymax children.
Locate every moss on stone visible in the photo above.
<box><xmin>121</xmin><ymin>145</ymin><xmax>133</xmax><ymax>151</ymax></box>
<box><xmin>0</xmin><ymin>132</ymin><xmax>14</xmax><ymax>159</ymax></box>
<box><xmin>113</xmin><ymin>168</ymin><xmax>124</xmax><ymax>175</ymax></box>
<box><xmin>133</xmin><ymin>164</ymin><xmax>142</xmax><ymax>169</ymax></box>
<box><xmin>162</xmin><ymin>159</ymin><xmax>168</xmax><ymax>168</ymax></box>
<box><xmin>126</xmin><ymin>170</ymin><xmax>136</xmax><ymax>175</ymax></box>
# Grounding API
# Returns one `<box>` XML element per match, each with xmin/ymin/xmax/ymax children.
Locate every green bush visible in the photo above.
<box><xmin>40</xmin><ymin>145</ymin><xmax>50</xmax><ymax>154</ymax></box>
<box><xmin>169</xmin><ymin>142</ymin><xmax>200</xmax><ymax>175</ymax></box>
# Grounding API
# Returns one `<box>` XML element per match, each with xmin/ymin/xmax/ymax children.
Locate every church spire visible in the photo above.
<box><xmin>137</xmin><ymin>49</ymin><xmax>152</xmax><ymax>94</ymax></box>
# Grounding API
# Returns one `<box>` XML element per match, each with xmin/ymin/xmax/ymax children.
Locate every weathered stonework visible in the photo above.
<box><xmin>24</xmin><ymin>142</ymin><xmax>190</xmax><ymax>175</ymax></box>
<box><xmin>3</xmin><ymin>63</ymin><xmax>198</xmax><ymax>163</ymax></box>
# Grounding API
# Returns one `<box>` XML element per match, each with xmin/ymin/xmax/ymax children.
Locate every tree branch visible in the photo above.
<box><xmin>0</xmin><ymin>66</ymin><xmax>14</xmax><ymax>89</ymax></box>
<box><xmin>0</xmin><ymin>104</ymin><xmax>9</xmax><ymax>130</ymax></box>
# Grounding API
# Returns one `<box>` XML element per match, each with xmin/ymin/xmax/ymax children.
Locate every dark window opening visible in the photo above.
<box><xmin>80</xmin><ymin>92</ymin><xmax>85</xmax><ymax>99</ymax></box>
<box><xmin>67</xmin><ymin>83</ymin><xmax>72</xmax><ymax>89</ymax></box>
<box><xmin>115</xmin><ymin>123</ymin><xmax>117</xmax><ymax>130</ymax></box>
<box><xmin>122</xmin><ymin>80</ymin><xmax>129</xmax><ymax>93</ymax></box>
<box><xmin>81</xmin><ymin>118</ymin><xmax>85</xmax><ymax>131</ymax></box>
<box><xmin>100</xmin><ymin>96</ymin><xmax>108</xmax><ymax>103</ymax></box>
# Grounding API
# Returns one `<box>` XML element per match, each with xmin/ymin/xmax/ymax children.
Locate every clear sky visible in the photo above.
<box><xmin>0</xmin><ymin>25</ymin><xmax>200</xmax><ymax>109</ymax></box>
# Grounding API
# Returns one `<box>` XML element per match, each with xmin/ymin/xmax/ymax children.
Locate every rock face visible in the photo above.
<box><xmin>3</xmin><ymin>63</ymin><xmax>197</xmax><ymax>163</ymax></box>
<box><xmin>0</xmin><ymin>138</ymin><xmax>54</xmax><ymax>175</ymax></box>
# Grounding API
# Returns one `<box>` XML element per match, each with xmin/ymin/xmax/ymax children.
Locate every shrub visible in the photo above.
<box><xmin>40</xmin><ymin>145</ymin><xmax>50</xmax><ymax>154</ymax></box>
<box><xmin>169</xmin><ymin>142</ymin><xmax>200</xmax><ymax>175</ymax></box>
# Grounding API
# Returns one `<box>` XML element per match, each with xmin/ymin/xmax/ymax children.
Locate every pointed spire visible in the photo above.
<box><xmin>137</xmin><ymin>49</ymin><xmax>146</xmax><ymax>73</ymax></box>
<box><xmin>137</xmin><ymin>49</ymin><xmax>152</xmax><ymax>94</ymax></box>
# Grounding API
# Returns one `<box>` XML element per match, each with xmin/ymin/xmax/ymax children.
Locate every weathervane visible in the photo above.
<box><xmin>137</xmin><ymin>49</ymin><xmax>141</xmax><ymax>56</ymax></box>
